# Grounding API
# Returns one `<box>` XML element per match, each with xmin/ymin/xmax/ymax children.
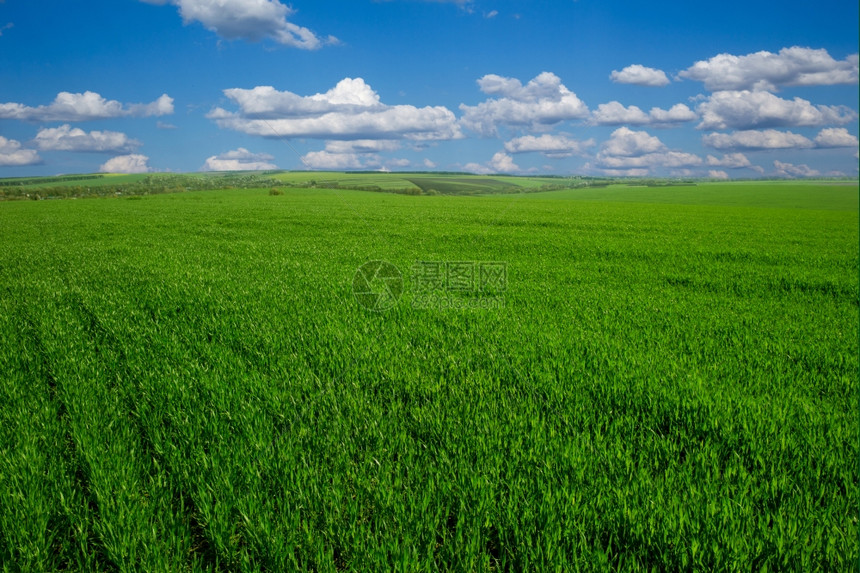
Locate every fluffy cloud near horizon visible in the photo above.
<box><xmin>702</xmin><ymin>129</ymin><xmax>815</xmax><ymax>150</ymax></box>
<box><xmin>209</xmin><ymin>78</ymin><xmax>462</xmax><ymax>141</ymax></box>
<box><xmin>591</xmin><ymin>102</ymin><xmax>697</xmax><ymax>127</ymax></box>
<box><xmin>814</xmin><ymin>127</ymin><xmax>859</xmax><ymax>148</ymax></box>
<box><xmin>705</xmin><ymin>152</ymin><xmax>753</xmax><ymax>168</ymax></box>
<box><xmin>680</xmin><ymin>46</ymin><xmax>859</xmax><ymax>91</ymax></box>
<box><xmin>459</xmin><ymin>72</ymin><xmax>589</xmax><ymax>136</ymax></box>
<box><xmin>202</xmin><ymin>148</ymin><xmax>277</xmax><ymax>171</ymax></box>
<box><xmin>301</xmin><ymin>139</ymin><xmax>407</xmax><ymax>170</ymax></box>
<box><xmin>0</xmin><ymin>136</ymin><xmax>41</xmax><ymax>166</ymax></box>
<box><xmin>696</xmin><ymin>90</ymin><xmax>857</xmax><ymax>130</ymax></box>
<box><xmin>610</xmin><ymin>65</ymin><xmax>670</xmax><ymax>87</ymax></box>
<box><xmin>774</xmin><ymin>160</ymin><xmax>820</xmax><ymax>177</ymax></box>
<box><xmin>35</xmin><ymin>125</ymin><xmax>141</xmax><ymax>153</ymax></box>
<box><xmin>99</xmin><ymin>154</ymin><xmax>152</xmax><ymax>174</ymax></box>
<box><xmin>464</xmin><ymin>151</ymin><xmax>520</xmax><ymax>174</ymax></box>
<box><xmin>140</xmin><ymin>0</ymin><xmax>335</xmax><ymax>49</ymax></box>
<box><xmin>0</xmin><ymin>91</ymin><xmax>174</xmax><ymax>122</ymax></box>
<box><xmin>503</xmin><ymin>134</ymin><xmax>594</xmax><ymax>158</ymax></box>
<box><xmin>594</xmin><ymin>127</ymin><xmax>703</xmax><ymax>173</ymax></box>
<box><xmin>702</xmin><ymin>127</ymin><xmax>856</xmax><ymax>151</ymax></box>
<box><xmin>600</xmin><ymin>127</ymin><xmax>665</xmax><ymax>157</ymax></box>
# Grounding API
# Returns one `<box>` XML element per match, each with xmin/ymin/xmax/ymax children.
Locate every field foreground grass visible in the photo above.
<box><xmin>0</xmin><ymin>181</ymin><xmax>857</xmax><ymax>571</ymax></box>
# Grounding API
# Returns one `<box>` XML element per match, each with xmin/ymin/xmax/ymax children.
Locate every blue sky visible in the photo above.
<box><xmin>0</xmin><ymin>0</ymin><xmax>857</xmax><ymax>178</ymax></box>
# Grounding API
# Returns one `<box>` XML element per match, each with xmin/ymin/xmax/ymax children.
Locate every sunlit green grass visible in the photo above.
<box><xmin>0</xmin><ymin>182</ymin><xmax>857</xmax><ymax>571</ymax></box>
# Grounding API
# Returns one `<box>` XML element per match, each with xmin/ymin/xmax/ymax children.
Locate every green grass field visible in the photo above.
<box><xmin>0</xmin><ymin>178</ymin><xmax>857</xmax><ymax>571</ymax></box>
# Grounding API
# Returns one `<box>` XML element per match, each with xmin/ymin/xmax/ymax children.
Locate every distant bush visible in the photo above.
<box><xmin>269</xmin><ymin>188</ymin><xmax>284</xmax><ymax>196</ymax></box>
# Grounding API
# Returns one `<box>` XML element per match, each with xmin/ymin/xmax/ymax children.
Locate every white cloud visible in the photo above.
<box><xmin>0</xmin><ymin>136</ymin><xmax>41</xmax><ymax>166</ymax></box>
<box><xmin>202</xmin><ymin>148</ymin><xmax>277</xmax><ymax>171</ymax></box>
<box><xmin>209</xmin><ymin>78</ymin><xmax>462</xmax><ymax>141</ymax></box>
<box><xmin>702</xmin><ymin>129</ymin><xmax>815</xmax><ymax>150</ymax></box>
<box><xmin>463</xmin><ymin>151</ymin><xmax>520</xmax><ymax>174</ymax></box>
<box><xmin>34</xmin><ymin>125</ymin><xmax>141</xmax><ymax>153</ymax></box>
<box><xmin>591</xmin><ymin>102</ymin><xmax>650</xmax><ymax>125</ymax></box>
<box><xmin>298</xmin><ymin>139</ymin><xmax>402</xmax><ymax>170</ymax></box>
<box><xmin>594</xmin><ymin>127</ymin><xmax>702</xmax><ymax>174</ymax></box>
<box><xmin>680</xmin><ymin>46</ymin><xmax>859</xmax><ymax>91</ymax></box>
<box><xmin>156</xmin><ymin>121</ymin><xmax>177</xmax><ymax>130</ymax></box>
<box><xmin>600</xmin><ymin>126</ymin><xmax>665</xmax><ymax>156</ymax></box>
<box><xmin>774</xmin><ymin>160</ymin><xmax>820</xmax><ymax>178</ymax></box>
<box><xmin>0</xmin><ymin>91</ymin><xmax>173</xmax><ymax>122</ymax></box>
<box><xmin>708</xmin><ymin>170</ymin><xmax>730</xmax><ymax>180</ymax></box>
<box><xmin>489</xmin><ymin>151</ymin><xmax>519</xmax><ymax>172</ymax></box>
<box><xmin>705</xmin><ymin>152</ymin><xmax>752</xmax><ymax>168</ymax></box>
<box><xmin>462</xmin><ymin>162</ymin><xmax>493</xmax><ymax>175</ymax></box>
<box><xmin>0</xmin><ymin>23</ymin><xmax>13</xmax><ymax>37</ymax></box>
<box><xmin>459</xmin><ymin>72</ymin><xmax>589</xmax><ymax>136</ymax></box>
<box><xmin>610</xmin><ymin>65</ymin><xmax>670</xmax><ymax>87</ymax></box>
<box><xmin>484</xmin><ymin>10</ymin><xmax>498</xmax><ymax>18</ymax></box>
<box><xmin>648</xmin><ymin>104</ymin><xmax>698</xmax><ymax>125</ymax></box>
<box><xmin>140</xmin><ymin>0</ymin><xmax>335</xmax><ymax>49</ymax></box>
<box><xmin>322</xmin><ymin>139</ymin><xmax>401</xmax><ymax>154</ymax></box>
<box><xmin>597</xmin><ymin>151</ymin><xmax>703</xmax><ymax>169</ymax></box>
<box><xmin>814</xmin><ymin>127</ymin><xmax>859</xmax><ymax>148</ymax></box>
<box><xmin>696</xmin><ymin>90</ymin><xmax>856</xmax><ymax>130</ymax></box>
<box><xmin>503</xmin><ymin>134</ymin><xmax>594</xmax><ymax>157</ymax></box>
<box><xmin>301</xmin><ymin>150</ymin><xmax>364</xmax><ymax>170</ymax></box>
<box><xmin>591</xmin><ymin>102</ymin><xmax>696</xmax><ymax>127</ymax></box>
<box><xmin>423</xmin><ymin>158</ymin><xmax>437</xmax><ymax>168</ymax></box>
<box><xmin>599</xmin><ymin>168</ymin><xmax>650</xmax><ymax>177</ymax></box>
<box><xmin>99</xmin><ymin>154</ymin><xmax>152</xmax><ymax>173</ymax></box>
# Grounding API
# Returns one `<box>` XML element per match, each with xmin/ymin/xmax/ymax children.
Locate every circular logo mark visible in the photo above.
<box><xmin>352</xmin><ymin>260</ymin><xmax>403</xmax><ymax>312</ymax></box>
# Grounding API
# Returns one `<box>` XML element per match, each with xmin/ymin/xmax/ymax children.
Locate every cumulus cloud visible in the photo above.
<box><xmin>34</xmin><ymin>125</ymin><xmax>141</xmax><ymax>153</ymax></box>
<box><xmin>459</xmin><ymin>72</ymin><xmax>589</xmax><ymax>136</ymax></box>
<box><xmin>99</xmin><ymin>154</ymin><xmax>152</xmax><ymax>173</ymax></box>
<box><xmin>463</xmin><ymin>151</ymin><xmax>520</xmax><ymax>174</ymax></box>
<box><xmin>703</xmin><ymin>128</ymin><xmax>854</xmax><ymax>151</ymax></box>
<box><xmin>301</xmin><ymin>150</ymin><xmax>363</xmax><ymax>169</ymax></box>
<box><xmin>648</xmin><ymin>104</ymin><xmax>698</xmax><ymax>125</ymax></box>
<box><xmin>705</xmin><ymin>152</ymin><xmax>752</xmax><ymax>168</ymax></box>
<box><xmin>596</xmin><ymin>151</ymin><xmax>703</xmax><ymax>169</ymax></box>
<box><xmin>708</xmin><ymin>170</ymin><xmax>730</xmax><ymax>180</ymax></box>
<box><xmin>140</xmin><ymin>0</ymin><xmax>335</xmax><ymax>49</ymax></box>
<box><xmin>503</xmin><ymin>134</ymin><xmax>594</xmax><ymax>157</ymax></box>
<box><xmin>680</xmin><ymin>46</ymin><xmax>859</xmax><ymax>91</ymax></box>
<box><xmin>696</xmin><ymin>90</ymin><xmax>856</xmax><ymax>130</ymax></box>
<box><xmin>322</xmin><ymin>139</ymin><xmax>401</xmax><ymax>154</ymax></box>
<box><xmin>591</xmin><ymin>102</ymin><xmax>696</xmax><ymax>126</ymax></box>
<box><xmin>202</xmin><ymin>148</ymin><xmax>277</xmax><ymax>171</ymax></box>
<box><xmin>0</xmin><ymin>91</ymin><xmax>173</xmax><ymax>122</ymax></box>
<box><xmin>814</xmin><ymin>127</ymin><xmax>859</xmax><ymax>148</ymax></box>
<box><xmin>591</xmin><ymin>102</ymin><xmax>649</xmax><ymax>126</ymax></box>
<box><xmin>209</xmin><ymin>78</ymin><xmax>462</xmax><ymax>141</ymax></box>
<box><xmin>489</xmin><ymin>151</ymin><xmax>519</xmax><ymax>172</ymax></box>
<box><xmin>598</xmin><ymin>167</ymin><xmax>650</xmax><ymax>177</ymax></box>
<box><xmin>594</xmin><ymin>127</ymin><xmax>702</xmax><ymax>174</ymax></box>
<box><xmin>609</xmin><ymin>65</ymin><xmax>670</xmax><ymax>87</ymax></box>
<box><xmin>299</xmin><ymin>139</ymin><xmax>405</xmax><ymax>170</ymax></box>
<box><xmin>774</xmin><ymin>160</ymin><xmax>820</xmax><ymax>178</ymax></box>
<box><xmin>702</xmin><ymin>129</ymin><xmax>815</xmax><ymax>150</ymax></box>
<box><xmin>600</xmin><ymin>127</ymin><xmax>665</xmax><ymax>156</ymax></box>
<box><xmin>0</xmin><ymin>136</ymin><xmax>41</xmax><ymax>166</ymax></box>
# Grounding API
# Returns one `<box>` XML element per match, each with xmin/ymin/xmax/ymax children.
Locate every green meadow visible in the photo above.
<box><xmin>0</xmin><ymin>176</ymin><xmax>857</xmax><ymax>571</ymax></box>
